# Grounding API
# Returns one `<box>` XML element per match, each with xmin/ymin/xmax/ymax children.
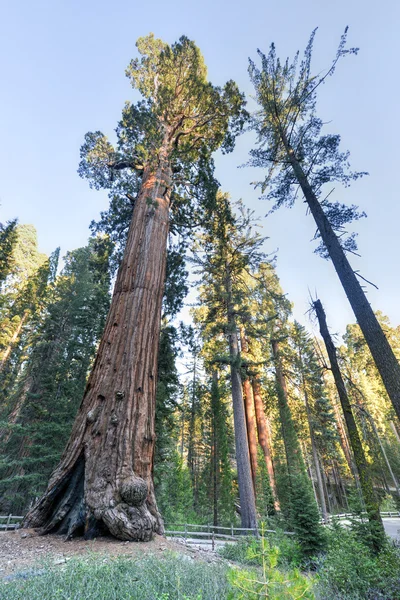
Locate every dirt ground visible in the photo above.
<box><xmin>0</xmin><ymin>529</ymin><xmax>218</xmax><ymax>578</ymax></box>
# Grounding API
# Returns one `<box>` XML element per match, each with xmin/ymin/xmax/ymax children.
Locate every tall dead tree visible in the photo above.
<box><xmin>313</xmin><ymin>299</ymin><xmax>385</xmax><ymax>551</ymax></box>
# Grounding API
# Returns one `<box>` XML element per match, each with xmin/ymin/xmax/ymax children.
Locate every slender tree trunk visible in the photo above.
<box><xmin>23</xmin><ymin>150</ymin><xmax>172</xmax><ymax>541</ymax></box>
<box><xmin>225</xmin><ymin>270</ymin><xmax>257</xmax><ymax>531</ymax></box>
<box><xmin>390</xmin><ymin>421</ymin><xmax>400</xmax><ymax>445</ymax></box>
<box><xmin>297</xmin><ymin>345</ymin><xmax>329</xmax><ymax>521</ymax></box>
<box><xmin>271</xmin><ymin>340</ymin><xmax>304</xmax><ymax>477</ymax></box>
<box><xmin>0</xmin><ymin>375</ymin><xmax>32</xmax><ymax>443</ymax></box>
<box><xmin>251</xmin><ymin>376</ymin><xmax>280</xmax><ymax>511</ymax></box>
<box><xmin>0</xmin><ymin>311</ymin><xmax>28</xmax><ymax>373</ymax></box>
<box><xmin>362</xmin><ymin>409</ymin><xmax>400</xmax><ymax>499</ymax></box>
<box><xmin>314</xmin><ymin>299</ymin><xmax>385</xmax><ymax>550</ymax></box>
<box><xmin>303</xmin><ymin>442</ymin><xmax>319</xmax><ymax>507</ymax></box>
<box><xmin>187</xmin><ymin>356</ymin><xmax>198</xmax><ymax>507</ymax></box>
<box><xmin>211</xmin><ymin>370</ymin><xmax>219</xmax><ymax>527</ymax></box>
<box><xmin>303</xmin><ymin>388</ymin><xmax>328</xmax><ymax>521</ymax></box>
<box><xmin>283</xmin><ymin>138</ymin><xmax>400</xmax><ymax>422</ymax></box>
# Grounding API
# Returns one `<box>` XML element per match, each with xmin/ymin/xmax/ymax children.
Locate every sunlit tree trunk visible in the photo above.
<box><xmin>24</xmin><ymin>151</ymin><xmax>171</xmax><ymax>541</ymax></box>
<box><xmin>251</xmin><ymin>375</ymin><xmax>280</xmax><ymax>511</ymax></box>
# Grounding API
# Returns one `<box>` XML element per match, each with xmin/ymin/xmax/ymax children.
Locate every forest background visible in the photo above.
<box><xmin>1</xmin><ymin>0</ymin><xmax>399</xmax><ymax>337</ymax></box>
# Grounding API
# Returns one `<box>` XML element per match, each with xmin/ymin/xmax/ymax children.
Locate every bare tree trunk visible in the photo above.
<box><xmin>283</xmin><ymin>137</ymin><xmax>400</xmax><ymax>423</ymax></box>
<box><xmin>251</xmin><ymin>376</ymin><xmax>280</xmax><ymax>511</ymax></box>
<box><xmin>23</xmin><ymin>153</ymin><xmax>171</xmax><ymax>541</ymax></box>
<box><xmin>225</xmin><ymin>270</ymin><xmax>257</xmax><ymax>531</ymax></box>
<box><xmin>314</xmin><ymin>299</ymin><xmax>385</xmax><ymax>551</ymax></box>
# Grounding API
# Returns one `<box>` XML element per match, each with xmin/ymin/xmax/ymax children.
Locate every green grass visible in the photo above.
<box><xmin>0</xmin><ymin>552</ymin><xmax>232</xmax><ymax>600</ymax></box>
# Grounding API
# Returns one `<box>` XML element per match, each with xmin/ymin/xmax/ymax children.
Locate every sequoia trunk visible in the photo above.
<box><xmin>23</xmin><ymin>155</ymin><xmax>171</xmax><ymax>541</ymax></box>
<box><xmin>251</xmin><ymin>376</ymin><xmax>280</xmax><ymax>511</ymax></box>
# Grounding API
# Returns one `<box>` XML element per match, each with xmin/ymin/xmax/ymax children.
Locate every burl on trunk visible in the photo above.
<box><xmin>23</xmin><ymin>162</ymin><xmax>171</xmax><ymax>541</ymax></box>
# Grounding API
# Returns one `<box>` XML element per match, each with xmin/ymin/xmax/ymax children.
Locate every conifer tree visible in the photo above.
<box><xmin>24</xmin><ymin>34</ymin><xmax>246</xmax><ymax>541</ymax></box>
<box><xmin>0</xmin><ymin>240</ymin><xmax>111</xmax><ymax>513</ymax></box>
<box><xmin>271</xmin><ymin>337</ymin><xmax>324</xmax><ymax>556</ymax></box>
<box><xmin>192</xmin><ymin>193</ymin><xmax>264</xmax><ymax>529</ymax></box>
<box><xmin>248</xmin><ymin>29</ymin><xmax>400</xmax><ymax>424</ymax></box>
<box><xmin>0</xmin><ymin>220</ymin><xmax>18</xmax><ymax>285</ymax></box>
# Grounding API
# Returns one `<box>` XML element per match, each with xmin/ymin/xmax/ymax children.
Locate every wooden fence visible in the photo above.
<box><xmin>0</xmin><ymin>514</ymin><xmax>24</xmax><ymax>530</ymax></box>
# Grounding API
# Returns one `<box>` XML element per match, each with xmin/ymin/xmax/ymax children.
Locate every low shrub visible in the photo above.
<box><xmin>219</xmin><ymin>529</ymin><xmax>302</xmax><ymax>569</ymax></box>
<box><xmin>314</xmin><ymin>525</ymin><xmax>400</xmax><ymax>599</ymax></box>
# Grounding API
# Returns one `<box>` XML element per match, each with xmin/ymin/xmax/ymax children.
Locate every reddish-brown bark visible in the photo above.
<box><xmin>243</xmin><ymin>377</ymin><xmax>258</xmax><ymax>492</ymax></box>
<box><xmin>23</xmin><ymin>157</ymin><xmax>171</xmax><ymax>541</ymax></box>
<box><xmin>251</xmin><ymin>376</ymin><xmax>280</xmax><ymax>511</ymax></box>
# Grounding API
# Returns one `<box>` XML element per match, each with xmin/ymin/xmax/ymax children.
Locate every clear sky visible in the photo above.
<box><xmin>0</xmin><ymin>0</ymin><xmax>399</xmax><ymax>338</ymax></box>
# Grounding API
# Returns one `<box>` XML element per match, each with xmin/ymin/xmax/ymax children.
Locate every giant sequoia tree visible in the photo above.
<box><xmin>23</xmin><ymin>35</ymin><xmax>246</xmax><ymax>541</ymax></box>
<box><xmin>248</xmin><ymin>29</ymin><xmax>400</xmax><ymax>424</ymax></box>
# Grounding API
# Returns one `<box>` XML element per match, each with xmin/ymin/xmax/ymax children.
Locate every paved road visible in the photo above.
<box><xmin>383</xmin><ymin>518</ymin><xmax>400</xmax><ymax>540</ymax></box>
<box><xmin>167</xmin><ymin>518</ymin><xmax>400</xmax><ymax>550</ymax></box>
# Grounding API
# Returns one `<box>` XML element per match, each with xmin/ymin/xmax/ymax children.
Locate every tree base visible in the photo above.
<box><xmin>23</xmin><ymin>455</ymin><xmax>164</xmax><ymax>542</ymax></box>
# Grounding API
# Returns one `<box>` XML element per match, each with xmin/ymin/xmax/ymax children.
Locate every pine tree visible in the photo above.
<box><xmin>248</xmin><ymin>29</ymin><xmax>400</xmax><ymax>424</ymax></box>
<box><xmin>0</xmin><ymin>239</ymin><xmax>111</xmax><ymax>513</ymax></box>
<box><xmin>0</xmin><ymin>220</ymin><xmax>18</xmax><ymax>285</ymax></box>
<box><xmin>271</xmin><ymin>338</ymin><xmax>324</xmax><ymax>556</ymax></box>
<box><xmin>191</xmin><ymin>193</ymin><xmax>265</xmax><ymax>529</ymax></box>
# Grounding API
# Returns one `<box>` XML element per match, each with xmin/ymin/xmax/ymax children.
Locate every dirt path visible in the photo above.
<box><xmin>0</xmin><ymin>529</ymin><xmax>218</xmax><ymax>578</ymax></box>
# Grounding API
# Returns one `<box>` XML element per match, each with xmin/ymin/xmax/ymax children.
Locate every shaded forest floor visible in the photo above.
<box><xmin>0</xmin><ymin>529</ymin><xmax>219</xmax><ymax>579</ymax></box>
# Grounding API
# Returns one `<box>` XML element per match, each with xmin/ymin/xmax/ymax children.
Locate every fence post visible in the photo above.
<box><xmin>231</xmin><ymin>523</ymin><xmax>234</xmax><ymax>537</ymax></box>
<box><xmin>6</xmin><ymin>514</ymin><xmax>11</xmax><ymax>531</ymax></box>
<box><xmin>184</xmin><ymin>523</ymin><xmax>187</xmax><ymax>542</ymax></box>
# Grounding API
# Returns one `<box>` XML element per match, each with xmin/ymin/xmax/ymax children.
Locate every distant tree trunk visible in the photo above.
<box><xmin>283</xmin><ymin>136</ymin><xmax>400</xmax><ymax>423</ymax></box>
<box><xmin>271</xmin><ymin>340</ymin><xmax>303</xmax><ymax>477</ymax></box>
<box><xmin>225</xmin><ymin>269</ymin><xmax>257</xmax><ymax>531</ymax></box>
<box><xmin>251</xmin><ymin>375</ymin><xmax>280</xmax><ymax>511</ymax></box>
<box><xmin>303</xmin><ymin>386</ymin><xmax>328</xmax><ymax>521</ymax></box>
<box><xmin>359</xmin><ymin>407</ymin><xmax>400</xmax><ymax>499</ymax></box>
<box><xmin>390</xmin><ymin>421</ymin><xmax>400</xmax><ymax>445</ymax></box>
<box><xmin>211</xmin><ymin>372</ymin><xmax>219</xmax><ymax>527</ymax></box>
<box><xmin>23</xmin><ymin>151</ymin><xmax>172</xmax><ymax>541</ymax></box>
<box><xmin>303</xmin><ymin>442</ymin><xmax>318</xmax><ymax>507</ymax></box>
<box><xmin>0</xmin><ymin>311</ymin><xmax>28</xmax><ymax>373</ymax></box>
<box><xmin>314</xmin><ymin>299</ymin><xmax>385</xmax><ymax>551</ymax></box>
<box><xmin>187</xmin><ymin>356</ymin><xmax>198</xmax><ymax>509</ymax></box>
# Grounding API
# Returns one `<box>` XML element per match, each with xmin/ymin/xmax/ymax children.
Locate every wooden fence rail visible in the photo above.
<box><xmin>0</xmin><ymin>515</ymin><xmax>24</xmax><ymax>530</ymax></box>
<box><xmin>2</xmin><ymin>511</ymin><xmax>399</xmax><ymax>536</ymax></box>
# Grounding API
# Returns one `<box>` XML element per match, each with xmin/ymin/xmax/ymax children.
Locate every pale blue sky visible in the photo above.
<box><xmin>0</xmin><ymin>0</ymin><xmax>399</xmax><ymax>337</ymax></box>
